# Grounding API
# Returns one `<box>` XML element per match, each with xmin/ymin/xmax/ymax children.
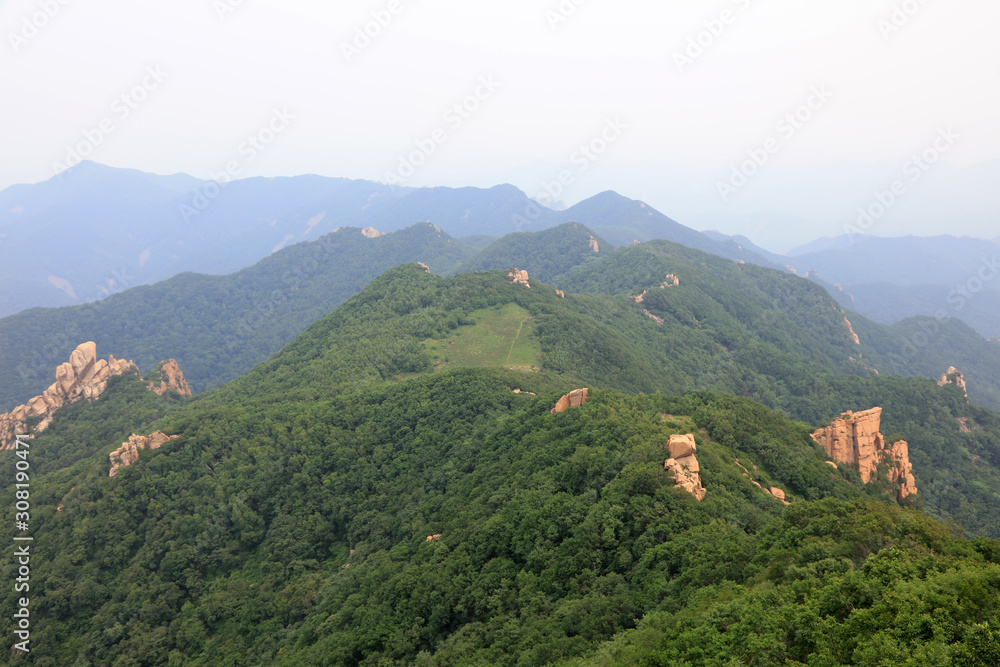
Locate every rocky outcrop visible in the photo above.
<box><xmin>664</xmin><ymin>434</ymin><xmax>706</xmax><ymax>501</ymax></box>
<box><xmin>0</xmin><ymin>343</ymin><xmax>136</xmax><ymax>449</ymax></box>
<box><xmin>768</xmin><ymin>487</ymin><xmax>789</xmax><ymax>505</ymax></box>
<box><xmin>938</xmin><ymin>367</ymin><xmax>968</xmax><ymax>399</ymax></box>
<box><xmin>635</xmin><ymin>275</ymin><xmax>680</xmax><ymax>304</ymax></box>
<box><xmin>146</xmin><ymin>360</ymin><xmax>192</xmax><ymax>397</ymax></box>
<box><xmin>416</xmin><ymin>262</ymin><xmax>431</xmax><ymax>273</ymax></box>
<box><xmin>509</xmin><ymin>269</ymin><xmax>530</xmax><ymax>287</ymax></box>
<box><xmin>426</xmin><ymin>534</ymin><xmax>443</xmax><ymax>542</ymax></box>
<box><xmin>0</xmin><ymin>343</ymin><xmax>191</xmax><ymax>451</ymax></box>
<box><xmin>811</xmin><ymin>408</ymin><xmax>917</xmax><ymax>500</ymax></box>
<box><xmin>555</xmin><ymin>290</ymin><xmax>565</xmax><ymax>298</ymax></box>
<box><xmin>551</xmin><ymin>388</ymin><xmax>588</xmax><ymax>414</ymax></box>
<box><xmin>843</xmin><ymin>315</ymin><xmax>861</xmax><ymax>345</ymax></box>
<box><xmin>361</xmin><ymin>227</ymin><xmax>382</xmax><ymax>239</ymax></box>
<box><xmin>588</xmin><ymin>235</ymin><xmax>600</xmax><ymax>253</ymax></box>
<box><xmin>109</xmin><ymin>431</ymin><xmax>179</xmax><ymax>477</ymax></box>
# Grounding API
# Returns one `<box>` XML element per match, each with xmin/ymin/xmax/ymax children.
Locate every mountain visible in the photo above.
<box><xmin>718</xmin><ymin>232</ymin><xmax>1000</xmax><ymax>339</ymax></box>
<box><xmin>554</xmin><ymin>191</ymin><xmax>776</xmax><ymax>266</ymax></box>
<box><xmin>702</xmin><ymin>229</ymin><xmax>787</xmax><ymax>264</ymax></box>
<box><xmin>0</xmin><ymin>223</ymin><xmax>474</xmax><ymax>410</ymax></box>
<box><xmin>0</xmin><ymin>163</ymin><xmax>778</xmax><ymax>318</ymax></box>
<box><xmin>3</xmin><ymin>264</ymin><xmax>1000</xmax><ymax>664</ymax></box>
<box><xmin>453</xmin><ymin>222</ymin><xmax>611</xmax><ymax>282</ymax></box>
<box><xmin>785</xmin><ymin>234</ymin><xmax>1000</xmax><ymax>289</ymax></box>
<box><xmin>0</xmin><ymin>161</ymin><xmax>409</xmax><ymax>316</ymax></box>
<box><xmin>5</xmin><ymin>221</ymin><xmax>1000</xmax><ymax>416</ymax></box>
<box><xmin>839</xmin><ymin>282</ymin><xmax>1000</xmax><ymax>339</ymax></box>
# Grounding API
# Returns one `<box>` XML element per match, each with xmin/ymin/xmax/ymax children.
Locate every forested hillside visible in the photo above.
<box><xmin>3</xmin><ymin>266</ymin><xmax>1000</xmax><ymax>665</ymax></box>
<box><xmin>0</xmin><ymin>224</ymin><xmax>474</xmax><ymax>409</ymax></box>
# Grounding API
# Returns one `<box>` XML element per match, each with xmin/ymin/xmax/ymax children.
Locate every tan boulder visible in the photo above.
<box><xmin>551</xmin><ymin>388</ymin><xmax>588</xmax><ymax>414</ymax></box>
<box><xmin>811</xmin><ymin>407</ymin><xmax>918</xmax><ymax>501</ymax></box>
<box><xmin>508</xmin><ymin>269</ymin><xmax>530</xmax><ymax>287</ymax></box>
<box><xmin>361</xmin><ymin>227</ymin><xmax>382</xmax><ymax>239</ymax></box>
<box><xmin>146</xmin><ymin>360</ymin><xmax>192</xmax><ymax>397</ymax></box>
<box><xmin>1</xmin><ymin>343</ymin><xmax>190</xmax><ymax>450</ymax></box>
<box><xmin>768</xmin><ymin>487</ymin><xmax>790</xmax><ymax>505</ymax></box>
<box><xmin>938</xmin><ymin>366</ymin><xmax>968</xmax><ymax>399</ymax></box>
<box><xmin>109</xmin><ymin>431</ymin><xmax>178</xmax><ymax>477</ymax></box>
<box><xmin>664</xmin><ymin>434</ymin><xmax>706</xmax><ymax>501</ymax></box>
<box><xmin>668</xmin><ymin>433</ymin><xmax>697</xmax><ymax>459</ymax></box>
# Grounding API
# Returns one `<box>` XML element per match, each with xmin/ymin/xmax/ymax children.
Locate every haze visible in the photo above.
<box><xmin>2</xmin><ymin>0</ymin><xmax>997</xmax><ymax>251</ymax></box>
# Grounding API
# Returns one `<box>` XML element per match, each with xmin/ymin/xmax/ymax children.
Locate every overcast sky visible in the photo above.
<box><xmin>2</xmin><ymin>0</ymin><xmax>997</xmax><ymax>251</ymax></box>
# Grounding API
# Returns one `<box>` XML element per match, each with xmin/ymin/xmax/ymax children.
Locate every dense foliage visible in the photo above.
<box><xmin>0</xmin><ymin>224</ymin><xmax>474</xmax><ymax>408</ymax></box>
<box><xmin>2</xmin><ymin>256</ymin><xmax>1000</xmax><ymax>665</ymax></box>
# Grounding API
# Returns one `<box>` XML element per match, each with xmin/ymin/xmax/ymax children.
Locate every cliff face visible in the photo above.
<box><xmin>664</xmin><ymin>434</ymin><xmax>706</xmax><ymax>501</ymax></box>
<box><xmin>509</xmin><ymin>269</ymin><xmax>530</xmax><ymax>287</ymax></box>
<box><xmin>109</xmin><ymin>431</ymin><xmax>179</xmax><ymax>477</ymax></box>
<box><xmin>811</xmin><ymin>408</ymin><xmax>917</xmax><ymax>500</ymax></box>
<box><xmin>551</xmin><ymin>388</ymin><xmax>588</xmax><ymax>414</ymax></box>
<box><xmin>938</xmin><ymin>366</ymin><xmax>968</xmax><ymax>399</ymax></box>
<box><xmin>146</xmin><ymin>360</ymin><xmax>192</xmax><ymax>397</ymax></box>
<box><xmin>0</xmin><ymin>342</ymin><xmax>135</xmax><ymax>449</ymax></box>
<box><xmin>0</xmin><ymin>343</ymin><xmax>190</xmax><ymax>450</ymax></box>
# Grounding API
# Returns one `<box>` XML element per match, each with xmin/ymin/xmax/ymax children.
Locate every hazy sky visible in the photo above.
<box><xmin>2</xmin><ymin>0</ymin><xmax>998</xmax><ymax>251</ymax></box>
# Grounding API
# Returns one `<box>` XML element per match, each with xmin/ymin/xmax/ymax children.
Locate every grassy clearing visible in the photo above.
<box><xmin>423</xmin><ymin>303</ymin><xmax>542</xmax><ymax>371</ymax></box>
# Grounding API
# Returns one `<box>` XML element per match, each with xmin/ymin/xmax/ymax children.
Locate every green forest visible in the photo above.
<box><xmin>2</xmin><ymin>263</ymin><xmax>1000</xmax><ymax>665</ymax></box>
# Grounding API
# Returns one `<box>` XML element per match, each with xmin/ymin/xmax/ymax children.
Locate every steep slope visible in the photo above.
<box><xmin>0</xmin><ymin>223</ymin><xmax>474</xmax><ymax>409</ymax></box>
<box><xmin>3</xmin><ymin>267</ymin><xmax>999</xmax><ymax>664</ymax></box>
<box><xmin>555</xmin><ymin>191</ymin><xmax>778</xmax><ymax>266</ymax></box>
<box><xmin>454</xmin><ymin>222</ymin><xmax>610</xmax><ymax>282</ymax></box>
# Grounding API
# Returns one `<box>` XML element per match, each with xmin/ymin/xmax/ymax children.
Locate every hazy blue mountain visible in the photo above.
<box><xmin>787</xmin><ymin>235</ymin><xmax>858</xmax><ymax>256</ymax></box>
<box><xmin>832</xmin><ymin>282</ymin><xmax>1000</xmax><ymax>339</ymax></box>
<box><xmin>0</xmin><ymin>163</ymin><xmax>782</xmax><ymax>318</ymax></box>
<box><xmin>701</xmin><ymin>229</ymin><xmax>787</xmax><ymax>264</ymax></box>
<box><xmin>786</xmin><ymin>234</ymin><xmax>1000</xmax><ymax>288</ymax></box>
<box><xmin>0</xmin><ymin>162</ymin><xmax>407</xmax><ymax>317</ymax></box>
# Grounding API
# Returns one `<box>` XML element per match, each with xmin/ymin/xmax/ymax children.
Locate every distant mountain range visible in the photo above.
<box><xmin>4</xmin><ymin>220</ymin><xmax>999</xmax><ymax>416</ymax></box>
<box><xmin>0</xmin><ymin>162</ymin><xmax>767</xmax><ymax>318</ymax></box>
<box><xmin>3</xmin><ymin>162</ymin><xmax>997</xmax><ymax>338</ymax></box>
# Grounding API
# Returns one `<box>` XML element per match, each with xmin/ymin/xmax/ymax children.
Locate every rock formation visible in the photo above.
<box><xmin>0</xmin><ymin>343</ymin><xmax>191</xmax><ymax>451</ymax></box>
<box><xmin>551</xmin><ymin>388</ymin><xmax>588</xmax><ymax>414</ymax></box>
<box><xmin>634</xmin><ymin>275</ymin><xmax>679</xmax><ymax>305</ymax></box>
<box><xmin>146</xmin><ymin>360</ymin><xmax>192</xmax><ymax>397</ymax></box>
<box><xmin>811</xmin><ymin>408</ymin><xmax>917</xmax><ymax>500</ymax></box>
<box><xmin>664</xmin><ymin>434</ymin><xmax>706</xmax><ymax>501</ymax></box>
<box><xmin>109</xmin><ymin>431</ymin><xmax>179</xmax><ymax>477</ymax></box>
<box><xmin>843</xmin><ymin>315</ymin><xmax>861</xmax><ymax>345</ymax></box>
<box><xmin>361</xmin><ymin>226</ymin><xmax>382</xmax><ymax>239</ymax></box>
<box><xmin>426</xmin><ymin>534</ymin><xmax>442</xmax><ymax>542</ymax></box>
<box><xmin>938</xmin><ymin>367</ymin><xmax>968</xmax><ymax>399</ymax></box>
<box><xmin>768</xmin><ymin>487</ymin><xmax>789</xmax><ymax>505</ymax></box>
<box><xmin>588</xmin><ymin>235</ymin><xmax>600</xmax><ymax>253</ymax></box>
<box><xmin>555</xmin><ymin>290</ymin><xmax>565</xmax><ymax>298</ymax></box>
<box><xmin>416</xmin><ymin>262</ymin><xmax>431</xmax><ymax>273</ymax></box>
<box><xmin>508</xmin><ymin>269</ymin><xmax>530</xmax><ymax>287</ymax></box>
<box><xmin>1</xmin><ymin>343</ymin><xmax>134</xmax><ymax>449</ymax></box>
